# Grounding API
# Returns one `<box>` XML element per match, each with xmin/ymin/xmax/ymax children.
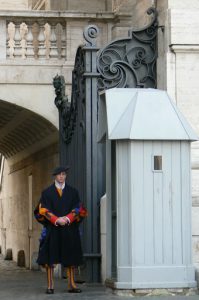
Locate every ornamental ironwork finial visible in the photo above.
<box><xmin>53</xmin><ymin>74</ymin><xmax>75</xmax><ymax>143</ymax></box>
<box><xmin>53</xmin><ymin>74</ymin><xmax>68</xmax><ymax>109</ymax></box>
<box><xmin>53</xmin><ymin>46</ymin><xmax>85</xmax><ymax>144</ymax></box>
<box><xmin>83</xmin><ymin>25</ymin><xmax>99</xmax><ymax>46</ymax></box>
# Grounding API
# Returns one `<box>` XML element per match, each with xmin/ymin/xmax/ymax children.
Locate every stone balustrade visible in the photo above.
<box><xmin>7</xmin><ymin>20</ymin><xmax>66</xmax><ymax>60</ymax></box>
<box><xmin>0</xmin><ymin>10</ymin><xmax>123</xmax><ymax>61</ymax></box>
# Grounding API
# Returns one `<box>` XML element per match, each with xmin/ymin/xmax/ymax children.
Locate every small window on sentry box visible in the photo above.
<box><xmin>154</xmin><ymin>155</ymin><xmax>162</xmax><ymax>171</ymax></box>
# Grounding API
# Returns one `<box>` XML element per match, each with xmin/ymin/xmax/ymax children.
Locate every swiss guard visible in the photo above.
<box><xmin>34</xmin><ymin>166</ymin><xmax>88</xmax><ymax>294</ymax></box>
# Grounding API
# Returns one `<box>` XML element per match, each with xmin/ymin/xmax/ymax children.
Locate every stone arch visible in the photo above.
<box><xmin>0</xmin><ymin>99</ymin><xmax>58</xmax><ymax>162</ymax></box>
<box><xmin>0</xmin><ymin>85</ymin><xmax>58</xmax><ymax>129</ymax></box>
<box><xmin>0</xmin><ymin>98</ymin><xmax>59</xmax><ymax>269</ymax></box>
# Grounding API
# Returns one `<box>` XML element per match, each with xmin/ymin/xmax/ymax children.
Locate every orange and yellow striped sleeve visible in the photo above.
<box><xmin>39</xmin><ymin>204</ymin><xmax>58</xmax><ymax>225</ymax></box>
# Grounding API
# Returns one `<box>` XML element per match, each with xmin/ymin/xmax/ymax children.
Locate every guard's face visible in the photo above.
<box><xmin>55</xmin><ymin>172</ymin><xmax>67</xmax><ymax>184</ymax></box>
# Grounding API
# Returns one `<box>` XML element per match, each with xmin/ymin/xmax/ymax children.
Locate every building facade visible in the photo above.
<box><xmin>0</xmin><ymin>0</ymin><xmax>198</xmax><ymax>283</ymax></box>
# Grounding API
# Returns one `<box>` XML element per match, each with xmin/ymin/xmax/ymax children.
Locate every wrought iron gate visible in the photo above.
<box><xmin>53</xmin><ymin>7</ymin><xmax>158</xmax><ymax>282</ymax></box>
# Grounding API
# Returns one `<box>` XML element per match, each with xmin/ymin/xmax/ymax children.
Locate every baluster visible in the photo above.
<box><xmin>32</xmin><ymin>22</ymin><xmax>40</xmax><ymax>59</ymax></box>
<box><xmin>6</xmin><ymin>33</ymin><xmax>9</xmax><ymax>58</ymax></box>
<box><xmin>26</xmin><ymin>22</ymin><xmax>34</xmax><ymax>59</ymax></box>
<box><xmin>56</xmin><ymin>23</ymin><xmax>62</xmax><ymax>59</ymax></box>
<box><xmin>20</xmin><ymin>22</ymin><xmax>28</xmax><ymax>59</ymax></box>
<box><xmin>7</xmin><ymin>22</ymin><xmax>15</xmax><ymax>58</ymax></box>
<box><xmin>61</xmin><ymin>24</ymin><xmax>66</xmax><ymax>59</ymax></box>
<box><xmin>38</xmin><ymin>21</ymin><xmax>46</xmax><ymax>59</ymax></box>
<box><xmin>44</xmin><ymin>23</ymin><xmax>50</xmax><ymax>59</ymax></box>
<box><xmin>50</xmin><ymin>22</ymin><xmax>58</xmax><ymax>58</ymax></box>
<box><xmin>14</xmin><ymin>22</ymin><xmax>21</xmax><ymax>58</ymax></box>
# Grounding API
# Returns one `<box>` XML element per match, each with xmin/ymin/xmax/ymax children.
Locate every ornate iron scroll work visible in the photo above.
<box><xmin>53</xmin><ymin>47</ymin><xmax>85</xmax><ymax>144</ymax></box>
<box><xmin>97</xmin><ymin>7</ymin><xmax>158</xmax><ymax>90</ymax></box>
<box><xmin>83</xmin><ymin>24</ymin><xmax>99</xmax><ymax>46</ymax></box>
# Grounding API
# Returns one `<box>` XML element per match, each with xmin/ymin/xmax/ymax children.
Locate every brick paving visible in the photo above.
<box><xmin>0</xmin><ymin>255</ymin><xmax>198</xmax><ymax>300</ymax></box>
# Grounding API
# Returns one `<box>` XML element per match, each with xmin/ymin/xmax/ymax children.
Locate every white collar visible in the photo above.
<box><xmin>55</xmin><ymin>181</ymin><xmax>65</xmax><ymax>190</ymax></box>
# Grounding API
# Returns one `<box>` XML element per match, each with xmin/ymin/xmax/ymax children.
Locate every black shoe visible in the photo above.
<box><xmin>68</xmin><ymin>288</ymin><xmax>82</xmax><ymax>293</ymax></box>
<box><xmin>75</xmin><ymin>279</ymin><xmax>85</xmax><ymax>284</ymax></box>
<box><xmin>46</xmin><ymin>288</ymin><xmax>54</xmax><ymax>294</ymax></box>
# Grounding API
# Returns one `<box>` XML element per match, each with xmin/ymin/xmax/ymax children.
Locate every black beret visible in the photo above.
<box><xmin>52</xmin><ymin>166</ymin><xmax>70</xmax><ymax>176</ymax></box>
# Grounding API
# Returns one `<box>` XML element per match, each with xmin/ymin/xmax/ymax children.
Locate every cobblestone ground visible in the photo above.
<box><xmin>0</xmin><ymin>255</ymin><xmax>198</xmax><ymax>300</ymax></box>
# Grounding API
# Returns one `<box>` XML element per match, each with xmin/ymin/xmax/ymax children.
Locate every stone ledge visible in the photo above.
<box><xmin>108</xmin><ymin>287</ymin><xmax>198</xmax><ymax>297</ymax></box>
<box><xmin>170</xmin><ymin>45</ymin><xmax>199</xmax><ymax>53</ymax></box>
<box><xmin>0</xmin><ymin>10</ymin><xmax>131</xmax><ymax>20</ymax></box>
<box><xmin>105</xmin><ymin>278</ymin><xmax>199</xmax><ymax>296</ymax></box>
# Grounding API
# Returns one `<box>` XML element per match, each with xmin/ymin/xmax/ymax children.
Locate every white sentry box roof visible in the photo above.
<box><xmin>98</xmin><ymin>88</ymin><xmax>199</xmax><ymax>141</ymax></box>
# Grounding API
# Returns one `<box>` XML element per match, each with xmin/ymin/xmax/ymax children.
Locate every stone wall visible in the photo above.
<box><xmin>0</xmin><ymin>6</ymin><xmax>132</xmax><ymax>271</ymax></box>
<box><xmin>0</xmin><ymin>10</ymin><xmax>130</xmax><ymax>128</ymax></box>
<box><xmin>116</xmin><ymin>0</ymin><xmax>154</xmax><ymax>28</ymax></box>
<box><xmin>46</xmin><ymin>0</ymin><xmax>112</xmax><ymax>11</ymax></box>
<box><xmin>0</xmin><ymin>143</ymin><xmax>58</xmax><ymax>268</ymax></box>
<box><xmin>156</xmin><ymin>0</ymin><xmax>199</xmax><ymax>264</ymax></box>
<box><xmin>0</xmin><ymin>0</ymin><xmax>29</xmax><ymax>9</ymax></box>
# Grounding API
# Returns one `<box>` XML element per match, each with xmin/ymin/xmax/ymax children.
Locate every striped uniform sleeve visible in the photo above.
<box><xmin>66</xmin><ymin>204</ymin><xmax>88</xmax><ymax>223</ymax></box>
<box><xmin>39</xmin><ymin>204</ymin><xmax>58</xmax><ymax>225</ymax></box>
<box><xmin>65</xmin><ymin>189</ymin><xmax>88</xmax><ymax>224</ymax></box>
<box><xmin>38</xmin><ymin>192</ymin><xmax>58</xmax><ymax>225</ymax></box>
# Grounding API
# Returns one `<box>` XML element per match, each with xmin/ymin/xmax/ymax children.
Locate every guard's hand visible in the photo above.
<box><xmin>56</xmin><ymin>217</ymin><xmax>67</xmax><ymax>226</ymax></box>
<box><xmin>62</xmin><ymin>216</ymin><xmax>70</xmax><ymax>225</ymax></box>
